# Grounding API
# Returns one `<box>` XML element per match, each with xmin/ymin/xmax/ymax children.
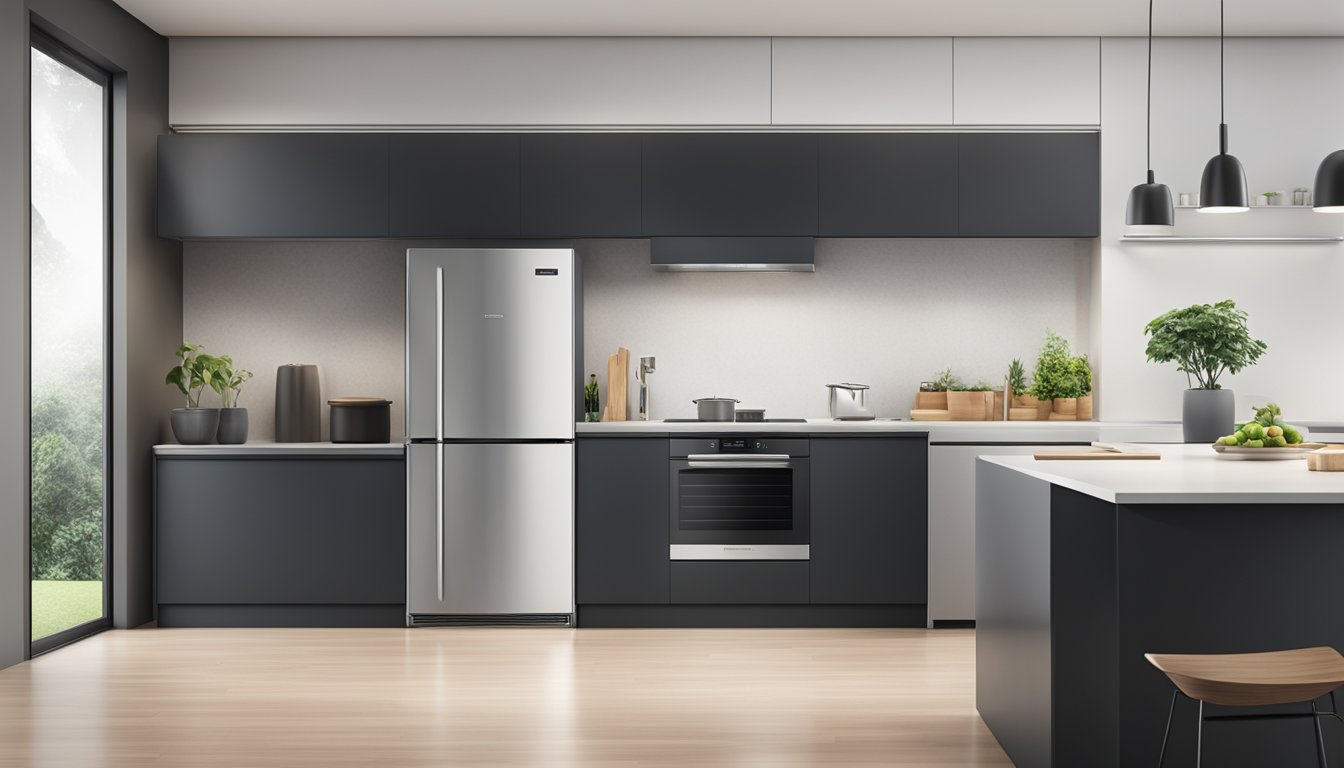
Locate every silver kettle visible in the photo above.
<box><xmin>827</xmin><ymin>383</ymin><xmax>874</xmax><ymax>420</ymax></box>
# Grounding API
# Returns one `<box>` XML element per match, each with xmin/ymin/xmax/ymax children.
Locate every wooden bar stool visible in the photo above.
<box><xmin>1146</xmin><ymin>647</ymin><xmax>1344</xmax><ymax>767</ymax></box>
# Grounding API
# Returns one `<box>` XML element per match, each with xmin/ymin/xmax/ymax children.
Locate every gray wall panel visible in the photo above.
<box><xmin>1</xmin><ymin>0</ymin><xmax>178</xmax><ymax>668</ymax></box>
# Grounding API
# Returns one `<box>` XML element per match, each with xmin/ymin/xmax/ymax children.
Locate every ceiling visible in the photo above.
<box><xmin>111</xmin><ymin>0</ymin><xmax>1344</xmax><ymax>38</ymax></box>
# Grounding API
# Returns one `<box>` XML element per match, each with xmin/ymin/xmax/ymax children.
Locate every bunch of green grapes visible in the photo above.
<box><xmin>1217</xmin><ymin>403</ymin><xmax>1304</xmax><ymax>448</ymax></box>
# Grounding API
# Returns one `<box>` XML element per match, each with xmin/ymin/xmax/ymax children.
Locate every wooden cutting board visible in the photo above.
<box><xmin>1034</xmin><ymin>444</ymin><xmax>1161</xmax><ymax>460</ymax></box>
<box><xmin>602</xmin><ymin>347</ymin><xmax>629</xmax><ymax>421</ymax></box>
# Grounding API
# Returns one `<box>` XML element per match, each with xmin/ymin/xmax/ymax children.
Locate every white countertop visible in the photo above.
<box><xmin>980</xmin><ymin>444</ymin><xmax>1344</xmax><ymax>504</ymax></box>
<box><xmin>578</xmin><ymin>419</ymin><xmax>1186</xmax><ymax>444</ymax></box>
<box><xmin>154</xmin><ymin>442</ymin><xmax>404</xmax><ymax>457</ymax></box>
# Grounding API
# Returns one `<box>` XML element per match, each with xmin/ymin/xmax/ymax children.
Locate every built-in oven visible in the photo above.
<box><xmin>669</xmin><ymin>437</ymin><xmax>810</xmax><ymax>560</ymax></box>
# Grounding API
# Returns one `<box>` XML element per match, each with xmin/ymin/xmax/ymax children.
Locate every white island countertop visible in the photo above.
<box><xmin>579</xmin><ymin>419</ymin><xmax>1186</xmax><ymax>444</ymax></box>
<box><xmin>980</xmin><ymin>444</ymin><xmax>1344</xmax><ymax>504</ymax></box>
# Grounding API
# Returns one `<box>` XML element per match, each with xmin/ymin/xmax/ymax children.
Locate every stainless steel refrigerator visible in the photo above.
<box><xmin>405</xmin><ymin>248</ymin><xmax>576</xmax><ymax>627</ymax></box>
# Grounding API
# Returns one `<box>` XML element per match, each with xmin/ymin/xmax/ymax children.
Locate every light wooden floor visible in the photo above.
<box><xmin>0</xmin><ymin>627</ymin><xmax>1010</xmax><ymax>767</ymax></box>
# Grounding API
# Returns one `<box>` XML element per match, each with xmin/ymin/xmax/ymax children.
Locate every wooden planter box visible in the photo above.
<box><xmin>1009</xmin><ymin>394</ymin><xmax>1051</xmax><ymax>421</ymax></box>
<box><xmin>1050</xmin><ymin>397</ymin><xmax>1078</xmax><ymax>421</ymax></box>
<box><xmin>948</xmin><ymin>391</ymin><xmax>993</xmax><ymax>421</ymax></box>
<box><xmin>915</xmin><ymin>391</ymin><xmax>948</xmax><ymax>410</ymax></box>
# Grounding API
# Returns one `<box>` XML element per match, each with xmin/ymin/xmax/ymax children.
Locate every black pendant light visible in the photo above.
<box><xmin>1126</xmin><ymin>0</ymin><xmax>1174</xmax><ymax>225</ymax></box>
<box><xmin>1198</xmin><ymin>0</ymin><xmax>1249</xmax><ymax>213</ymax></box>
<box><xmin>1314</xmin><ymin>151</ymin><xmax>1344</xmax><ymax>212</ymax></box>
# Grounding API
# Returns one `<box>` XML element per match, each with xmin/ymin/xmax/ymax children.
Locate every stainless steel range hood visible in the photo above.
<box><xmin>651</xmin><ymin>237</ymin><xmax>815</xmax><ymax>272</ymax></box>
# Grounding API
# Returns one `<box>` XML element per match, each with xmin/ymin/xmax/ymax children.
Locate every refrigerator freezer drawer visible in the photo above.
<box><xmin>407</xmin><ymin>442</ymin><xmax>574</xmax><ymax>618</ymax></box>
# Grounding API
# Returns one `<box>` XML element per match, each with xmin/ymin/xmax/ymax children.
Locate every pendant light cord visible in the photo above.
<box><xmin>1220</xmin><ymin>0</ymin><xmax>1225</xmax><ymax>124</ymax></box>
<box><xmin>1146</xmin><ymin>0</ymin><xmax>1153</xmax><ymax>173</ymax></box>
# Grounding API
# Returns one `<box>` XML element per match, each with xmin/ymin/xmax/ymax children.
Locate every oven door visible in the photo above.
<box><xmin>669</xmin><ymin>454</ymin><xmax>811</xmax><ymax>560</ymax></box>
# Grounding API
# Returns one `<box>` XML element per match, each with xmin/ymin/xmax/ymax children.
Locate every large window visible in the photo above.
<box><xmin>29</xmin><ymin>33</ymin><xmax>110</xmax><ymax>650</ymax></box>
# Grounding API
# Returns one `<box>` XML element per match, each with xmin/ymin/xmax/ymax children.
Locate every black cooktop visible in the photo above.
<box><xmin>663</xmin><ymin>418</ymin><xmax>807</xmax><ymax>423</ymax></box>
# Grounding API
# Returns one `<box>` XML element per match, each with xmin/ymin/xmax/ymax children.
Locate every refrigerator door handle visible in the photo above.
<box><xmin>435</xmin><ymin>266</ymin><xmax>444</xmax><ymax>442</ymax></box>
<box><xmin>436</xmin><ymin>442</ymin><xmax>444</xmax><ymax>602</ymax></box>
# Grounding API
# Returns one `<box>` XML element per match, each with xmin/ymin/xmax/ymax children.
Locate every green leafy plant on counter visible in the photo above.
<box><xmin>1070</xmin><ymin>354</ymin><xmax>1092</xmax><ymax>397</ymax></box>
<box><xmin>1029</xmin><ymin>331</ymin><xmax>1082</xmax><ymax>400</ymax></box>
<box><xmin>928</xmin><ymin>368</ymin><xmax>965</xmax><ymax>393</ymax></box>
<box><xmin>967</xmin><ymin>378</ymin><xmax>995</xmax><ymax>392</ymax></box>
<box><xmin>215</xmin><ymin>356</ymin><xmax>254</xmax><ymax>408</ymax></box>
<box><xmin>164</xmin><ymin>343</ymin><xmax>227</xmax><ymax>408</ymax></box>
<box><xmin>1007</xmin><ymin>358</ymin><xmax>1028</xmax><ymax>397</ymax></box>
<box><xmin>1143</xmin><ymin>299</ymin><xmax>1267</xmax><ymax>390</ymax></box>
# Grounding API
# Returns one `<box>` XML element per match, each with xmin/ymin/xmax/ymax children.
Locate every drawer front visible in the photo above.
<box><xmin>670</xmin><ymin>561</ymin><xmax>809</xmax><ymax>604</ymax></box>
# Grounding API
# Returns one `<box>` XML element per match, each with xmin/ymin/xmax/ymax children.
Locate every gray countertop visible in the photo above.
<box><xmin>153</xmin><ymin>442</ymin><xmax>404</xmax><ymax>457</ymax></box>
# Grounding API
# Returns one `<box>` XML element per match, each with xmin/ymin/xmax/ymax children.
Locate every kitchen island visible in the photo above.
<box><xmin>977</xmin><ymin>445</ymin><xmax>1344</xmax><ymax>768</ymax></box>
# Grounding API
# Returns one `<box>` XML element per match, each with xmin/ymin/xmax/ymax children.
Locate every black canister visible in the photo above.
<box><xmin>328</xmin><ymin>397</ymin><xmax>392</xmax><ymax>443</ymax></box>
<box><xmin>275</xmin><ymin>363</ymin><xmax>321</xmax><ymax>442</ymax></box>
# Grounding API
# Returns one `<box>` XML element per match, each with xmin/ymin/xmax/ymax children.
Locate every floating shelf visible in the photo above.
<box><xmin>1173</xmin><ymin>204</ymin><xmax>1316</xmax><ymax>210</ymax></box>
<box><xmin>1121</xmin><ymin>235</ymin><xmax>1344</xmax><ymax>243</ymax></box>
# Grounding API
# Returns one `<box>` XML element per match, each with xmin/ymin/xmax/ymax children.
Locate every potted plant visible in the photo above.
<box><xmin>215</xmin><ymin>356</ymin><xmax>254</xmax><ymax>444</ymax></box>
<box><xmin>1144</xmin><ymin>299</ymin><xmax>1267</xmax><ymax>443</ymax></box>
<box><xmin>164</xmin><ymin>343</ymin><xmax>224</xmax><ymax>444</ymax></box>
<box><xmin>916</xmin><ymin>368</ymin><xmax>962</xmax><ymax>411</ymax></box>
<box><xmin>1030</xmin><ymin>331</ymin><xmax>1084</xmax><ymax>419</ymax></box>
<box><xmin>1072</xmin><ymin>354</ymin><xmax>1094</xmax><ymax>420</ymax></box>
<box><xmin>583</xmin><ymin>374</ymin><xmax>600</xmax><ymax>422</ymax></box>
<box><xmin>947</xmin><ymin>376</ymin><xmax>993</xmax><ymax>421</ymax></box>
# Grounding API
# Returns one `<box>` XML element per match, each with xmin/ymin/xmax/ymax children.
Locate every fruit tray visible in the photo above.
<box><xmin>1211</xmin><ymin>442</ymin><xmax>1326</xmax><ymax>460</ymax></box>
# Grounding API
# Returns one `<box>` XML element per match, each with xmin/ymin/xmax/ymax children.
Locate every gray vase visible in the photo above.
<box><xmin>217</xmin><ymin>408</ymin><xmax>249</xmax><ymax>444</ymax></box>
<box><xmin>1183</xmin><ymin>388</ymin><xmax>1235</xmax><ymax>443</ymax></box>
<box><xmin>170</xmin><ymin>408</ymin><xmax>220</xmax><ymax>445</ymax></box>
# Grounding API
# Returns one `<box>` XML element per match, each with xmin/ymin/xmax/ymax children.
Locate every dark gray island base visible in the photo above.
<box><xmin>154</xmin><ymin>445</ymin><xmax>406</xmax><ymax>627</ymax></box>
<box><xmin>976</xmin><ymin>453</ymin><xmax>1344</xmax><ymax>768</ymax></box>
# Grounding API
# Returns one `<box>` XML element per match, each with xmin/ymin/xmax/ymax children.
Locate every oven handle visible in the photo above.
<box><xmin>687</xmin><ymin>454</ymin><xmax>791</xmax><ymax>462</ymax></box>
<box><xmin>687</xmin><ymin>457</ymin><xmax>794</xmax><ymax>469</ymax></box>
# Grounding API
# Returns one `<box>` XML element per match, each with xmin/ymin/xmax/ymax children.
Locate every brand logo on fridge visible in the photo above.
<box><xmin>483</xmin><ymin>314</ymin><xmax>504</xmax><ymax>319</ymax></box>
<box><xmin>723</xmin><ymin>546</ymin><xmax>754</xmax><ymax>551</ymax></box>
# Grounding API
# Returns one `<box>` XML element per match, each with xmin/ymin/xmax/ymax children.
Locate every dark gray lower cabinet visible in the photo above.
<box><xmin>575</xmin><ymin>434</ymin><xmax>928</xmax><ymax>627</ymax></box>
<box><xmin>810</xmin><ymin>436</ymin><xmax>928</xmax><ymax>605</ymax></box>
<box><xmin>155</xmin><ymin>456</ymin><xmax>405</xmax><ymax>626</ymax></box>
<box><xmin>575</xmin><ymin>438</ymin><xmax>670</xmax><ymax>604</ymax></box>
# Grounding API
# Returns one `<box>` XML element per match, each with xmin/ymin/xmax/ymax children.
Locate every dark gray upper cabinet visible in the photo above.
<box><xmin>521</xmin><ymin>134</ymin><xmax>641</xmax><ymax>237</ymax></box>
<box><xmin>388</xmin><ymin>134</ymin><xmax>521</xmax><ymax>237</ymax></box>
<box><xmin>810</xmin><ymin>437</ymin><xmax>928</xmax><ymax>605</ymax></box>
<box><xmin>641</xmin><ymin>133</ymin><xmax>819</xmax><ymax>236</ymax></box>
<box><xmin>819</xmin><ymin>134</ymin><xmax>958</xmax><ymax>236</ymax></box>
<box><xmin>156</xmin><ymin>457</ymin><xmax>405</xmax><ymax>606</ymax></box>
<box><xmin>957</xmin><ymin>132</ymin><xmax>1099</xmax><ymax>237</ymax></box>
<box><xmin>576</xmin><ymin>438</ymin><xmax>670</xmax><ymax>605</ymax></box>
<box><xmin>157</xmin><ymin>134</ymin><xmax>390</xmax><ymax>238</ymax></box>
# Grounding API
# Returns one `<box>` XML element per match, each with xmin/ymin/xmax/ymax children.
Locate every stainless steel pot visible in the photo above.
<box><xmin>827</xmin><ymin>383</ymin><xmax>875</xmax><ymax>420</ymax></box>
<box><xmin>692</xmin><ymin>397</ymin><xmax>740</xmax><ymax>422</ymax></box>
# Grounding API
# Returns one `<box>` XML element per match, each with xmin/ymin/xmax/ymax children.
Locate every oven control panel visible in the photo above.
<box><xmin>670</xmin><ymin>438</ymin><xmax>810</xmax><ymax>458</ymax></box>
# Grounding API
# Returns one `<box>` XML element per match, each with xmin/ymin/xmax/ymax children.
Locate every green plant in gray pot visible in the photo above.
<box><xmin>165</xmin><ymin>343</ymin><xmax>223</xmax><ymax>445</ymax></box>
<box><xmin>215</xmin><ymin>356</ymin><xmax>254</xmax><ymax>444</ymax></box>
<box><xmin>1144</xmin><ymin>299</ymin><xmax>1267</xmax><ymax>443</ymax></box>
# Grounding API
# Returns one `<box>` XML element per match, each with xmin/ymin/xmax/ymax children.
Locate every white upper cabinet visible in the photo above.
<box><xmin>953</xmin><ymin>38</ymin><xmax>1100</xmax><ymax>125</ymax></box>
<box><xmin>770</xmin><ymin>38</ymin><xmax>953</xmax><ymax>125</ymax></box>
<box><xmin>170</xmin><ymin>38</ymin><xmax>772</xmax><ymax>128</ymax></box>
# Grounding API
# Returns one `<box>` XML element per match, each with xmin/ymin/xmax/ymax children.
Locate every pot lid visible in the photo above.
<box><xmin>693</xmin><ymin>396</ymin><xmax>740</xmax><ymax>403</ymax></box>
<box><xmin>328</xmin><ymin>397</ymin><xmax>392</xmax><ymax>406</ymax></box>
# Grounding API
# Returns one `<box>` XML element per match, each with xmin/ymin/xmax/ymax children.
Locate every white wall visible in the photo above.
<box><xmin>183</xmin><ymin>241</ymin><xmax>405</xmax><ymax>441</ymax></box>
<box><xmin>1099</xmin><ymin>38</ymin><xmax>1344</xmax><ymax>421</ymax></box>
<box><xmin>583</xmin><ymin>239</ymin><xmax>1092</xmax><ymax>420</ymax></box>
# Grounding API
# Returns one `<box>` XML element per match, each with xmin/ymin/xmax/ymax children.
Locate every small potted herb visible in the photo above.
<box><xmin>916</xmin><ymin>368</ymin><xmax>962</xmax><ymax>411</ymax></box>
<box><xmin>215</xmin><ymin>356</ymin><xmax>254</xmax><ymax>444</ymax></box>
<box><xmin>1072</xmin><ymin>354</ymin><xmax>1094</xmax><ymax>420</ymax></box>
<box><xmin>947</xmin><ymin>375</ymin><xmax>994</xmax><ymax>421</ymax></box>
<box><xmin>583</xmin><ymin>374</ymin><xmax>600</xmax><ymax>422</ymax></box>
<box><xmin>1144</xmin><ymin>299</ymin><xmax>1267</xmax><ymax>443</ymax></box>
<box><xmin>164</xmin><ymin>343</ymin><xmax>224</xmax><ymax>444</ymax></box>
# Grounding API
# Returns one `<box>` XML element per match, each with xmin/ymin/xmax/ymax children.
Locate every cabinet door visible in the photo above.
<box><xmin>576</xmin><ymin>438</ymin><xmax>670</xmax><ymax>604</ymax></box>
<box><xmin>521</xmin><ymin>134</ymin><xmax>641</xmax><ymax>237</ymax></box>
<box><xmin>157</xmin><ymin>134</ymin><xmax>389</xmax><ymax>238</ymax></box>
<box><xmin>810</xmin><ymin>437</ymin><xmax>928</xmax><ymax>604</ymax></box>
<box><xmin>641</xmin><ymin>133</ymin><xmax>818</xmax><ymax>236</ymax></box>
<box><xmin>953</xmin><ymin>38</ymin><xmax>1100</xmax><ymax>126</ymax></box>
<box><xmin>957</xmin><ymin>133</ymin><xmax>1099</xmax><ymax>237</ymax></box>
<box><xmin>389</xmin><ymin>134</ymin><xmax>521</xmax><ymax>237</ymax></box>
<box><xmin>819</xmin><ymin>134</ymin><xmax>957</xmax><ymax>236</ymax></box>
<box><xmin>156</xmin><ymin>457</ymin><xmax>405</xmax><ymax>604</ymax></box>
